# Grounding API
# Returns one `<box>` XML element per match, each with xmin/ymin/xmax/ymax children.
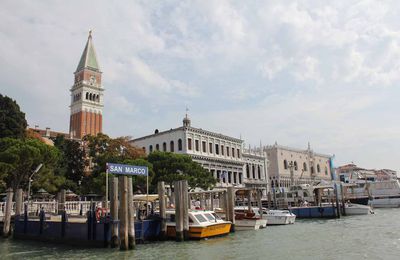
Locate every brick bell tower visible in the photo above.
<box><xmin>69</xmin><ymin>31</ymin><xmax>104</xmax><ymax>139</ymax></box>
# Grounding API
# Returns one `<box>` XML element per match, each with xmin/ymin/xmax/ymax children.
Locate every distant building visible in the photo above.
<box><xmin>264</xmin><ymin>142</ymin><xmax>332</xmax><ymax>189</ymax></box>
<box><xmin>30</xmin><ymin>127</ymin><xmax>69</xmax><ymax>140</ymax></box>
<box><xmin>69</xmin><ymin>31</ymin><xmax>104</xmax><ymax>139</ymax></box>
<box><xmin>28</xmin><ymin>127</ymin><xmax>69</xmax><ymax>145</ymax></box>
<box><xmin>336</xmin><ymin>163</ymin><xmax>397</xmax><ymax>182</ymax></box>
<box><xmin>130</xmin><ymin>114</ymin><xmax>268</xmax><ymax>192</ymax></box>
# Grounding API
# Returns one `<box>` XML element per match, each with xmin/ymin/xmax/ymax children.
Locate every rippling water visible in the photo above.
<box><xmin>1</xmin><ymin>208</ymin><xmax>400</xmax><ymax>260</ymax></box>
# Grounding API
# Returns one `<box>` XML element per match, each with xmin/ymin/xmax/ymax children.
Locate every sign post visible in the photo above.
<box><xmin>106</xmin><ymin>162</ymin><xmax>149</xmax><ymax>208</ymax></box>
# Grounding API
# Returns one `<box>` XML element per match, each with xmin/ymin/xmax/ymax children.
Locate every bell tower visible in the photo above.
<box><xmin>69</xmin><ymin>31</ymin><xmax>104</xmax><ymax>139</ymax></box>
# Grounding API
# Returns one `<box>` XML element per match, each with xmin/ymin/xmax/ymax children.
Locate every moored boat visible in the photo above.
<box><xmin>263</xmin><ymin>209</ymin><xmax>296</xmax><ymax>225</ymax></box>
<box><xmin>235</xmin><ymin>206</ymin><xmax>296</xmax><ymax>225</ymax></box>
<box><xmin>166</xmin><ymin>210</ymin><xmax>231</xmax><ymax>239</ymax></box>
<box><xmin>344</xmin><ymin>203</ymin><xmax>374</xmax><ymax>215</ymax></box>
<box><xmin>234</xmin><ymin>207</ymin><xmax>268</xmax><ymax>230</ymax></box>
<box><xmin>344</xmin><ymin>180</ymin><xmax>400</xmax><ymax>208</ymax></box>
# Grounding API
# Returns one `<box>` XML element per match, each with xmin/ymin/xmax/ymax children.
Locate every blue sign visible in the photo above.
<box><xmin>106</xmin><ymin>163</ymin><xmax>148</xmax><ymax>176</ymax></box>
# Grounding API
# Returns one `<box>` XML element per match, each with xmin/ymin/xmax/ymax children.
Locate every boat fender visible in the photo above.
<box><xmin>96</xmin><ymin>207</ymin><xmax>105</xmax><ymax>221</ymax></box>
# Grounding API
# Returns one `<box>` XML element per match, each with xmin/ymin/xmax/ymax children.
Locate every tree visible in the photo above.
<box><xmin>148</xmin><ymin>151</ymin><xmax>216</xmax><ymax>191</ymax></box>
<box><xmin>53</xmin><ymin>135</ymin><xmax>87</xmax><ymax>193</ymax></box>
<box><xmin>80</xmin><ymin>133</ymin><xmax>145</xmax><ymax>194</ymax></box>
<box><xmin>0</xmin><ymin>138</ymin><xmax>63</xmax><ymax>193</ymax></box>
<box><xmin>0</xmin><ymin>94</ymin><xmax>27</xmax><ymax>139</ymax></box>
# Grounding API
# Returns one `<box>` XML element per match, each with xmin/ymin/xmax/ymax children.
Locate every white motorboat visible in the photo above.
<box><xmin>344</xmin><ymin>203</ymin><xmax>374</xmax><ymax>215</ymax></box>
<box><xmin>235</xmin><ymin>206</ymin><xmax>296</xmax><ymax>225</ymax></box>
<box><xmin>262</xmin><ymin>209</ymin><xmax>296</xmax><ymax>225</ymax></box>
<box><xmin>345</xmin><ymin>180</ymin><xmax>400</xmax><ymax>208</ymax></box>
<box><xmin>234</xmin><ymin>206</ymin><xmax>268</xmax><ymax>230</ymax></box>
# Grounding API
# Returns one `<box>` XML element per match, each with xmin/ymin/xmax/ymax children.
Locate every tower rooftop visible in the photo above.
<box><xmin>76</xmin><ymin>30</ymin><xmax>100</xmax><ymax>72</ymax></box>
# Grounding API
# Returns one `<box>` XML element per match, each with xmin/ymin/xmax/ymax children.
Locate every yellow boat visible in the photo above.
<box><xmin>166</xmin><ymin>210</ymin><xmax>232</xmax><ymax>239</ymax></box>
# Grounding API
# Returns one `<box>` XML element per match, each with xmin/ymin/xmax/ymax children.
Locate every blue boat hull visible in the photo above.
<box><xmin>290</xmin><ymin>206</ymin><xmax>337</xmax><ymax>218</ymax></box>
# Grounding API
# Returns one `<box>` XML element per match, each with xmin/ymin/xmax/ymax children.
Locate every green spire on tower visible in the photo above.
<box><xmin>76</xmin><ymin>30</ymin><xmax>100</xmax><ymax>72</ymax></box>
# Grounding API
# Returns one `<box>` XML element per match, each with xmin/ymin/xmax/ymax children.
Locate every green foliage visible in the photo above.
<box><xmin>0</xmin><ymin>94</ymin><xmax>27</xmax><ymax>139</ymax></box>
<box><xmin>0</xmin><ymin>138</ymin><xmax>62</xmax><ymax>193</ymax></box>
<box><xmin>80</xmin><ymin>133</ymin><xmax>145</xmax><ymax>195</ymax></box>
<box><xmin>53</xmin><ymin>135</ymin><xmax>87</xmax><ymax>193</ymax></box>
<box><xmin>148</xmin><ymin>151</ymin><xmax>216</xmax><ymax>191</ymax></box>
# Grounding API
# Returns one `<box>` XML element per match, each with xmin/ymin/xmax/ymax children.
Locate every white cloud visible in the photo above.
<box><xmin>1</xmin><ymin>0</ymin><xmax>400</xmax><ymax>173</ymax></box>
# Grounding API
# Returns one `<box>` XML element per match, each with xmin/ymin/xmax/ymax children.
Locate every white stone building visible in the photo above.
<box><xmin>130</xmin><ymin>115</ymin><xmax>268</xmax><ymax>192</ymax></box>
<box><xmin>265</xmin><ymin>142</ymin><xmax>332</xmax><ymax>189</ymax></box>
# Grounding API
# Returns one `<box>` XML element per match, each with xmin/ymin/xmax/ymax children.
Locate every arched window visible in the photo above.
<box><xmin>149</xmin><ymin>145</ymin><xmax>153</xmax><ymax>153</ymax></box>
<box><xmin>155</xmin><ymin>144</ymin><xmax>159</xmax><ymax>151</ymax></box>
<box><xmin>252</xmin><ymin>165</ymin><xmax>255</xmax><ymax>179</ymax></box>
<box><xmin>89</xmin><ymin>93</ymin><xmax>93</xmax><ymax>101</ymax></box>
<box><xmin>303</xmin><ymin>162</ymin><xmax>308</xmax><ymax>171</ymax></box>
<box><xmin>311</xmin><ymin>166</ymin><xmax>315</xmax><ymax>174</ymax></box>
<box><xmin>258</xmin><ymin>166</ymin><xmax>261</xmax><ymax>179</ymax></box>
<box><xmin>178</xmin><ymin>139</ymin><xmax>183</xmax><ymax>151</ymax></box>
<box><xmin>96</xmin><ymin>94</ymin><xmax>99</xmax><ymax>101</ymax></box>
<box><xmin>246</xmin><ymin>164</ymin><xmax>250</xmax><ymax>178</ymax></box>
<box><xmin>317</xmin><ymin>164</ymin><xmax>321</xmax><ymax>173</ymax></box>
<box><xmin>86</xmin><ymin>92</ymin><xmax>89</xmax><ymax>100</ymax></box>
<box><xmin>163</xmin><ymin>142</ymin><xmax>167</xmax><ymax>152</ymax></box>
<box><xmin>170</xmin><ymin>141</ymin><xmax>174</xmax><ymax>152</ymax></box>
<box><xmin>284</xmin><ymin>160</ymin><xmax>288</xmax><ymax>169</ymax></box>
<box><xmin>142</xmin><ymin>147</ymin><xmax>146</xmax><ymax>153</ymax></box>
<box><xmin>294</xmin><ymin>161</ymin><xmax>298</xmax><ymax>171</ymax></box>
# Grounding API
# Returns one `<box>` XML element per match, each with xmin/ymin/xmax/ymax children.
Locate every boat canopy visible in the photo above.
<box><xmin>132</xmin><ymin>194</ymin><xmax>159</xmax><ymax>202</ymax></box>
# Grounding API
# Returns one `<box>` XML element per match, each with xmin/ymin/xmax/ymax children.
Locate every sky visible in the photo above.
<box><xmin>1</xmin><ymin>0</ymin><xmax>399</xmax><ymax>173</ymax></box>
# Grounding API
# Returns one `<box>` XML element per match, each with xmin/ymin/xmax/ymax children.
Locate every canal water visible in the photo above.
<box><xmin>1</xmin><ymin>208</ymin><xmax>399</xmax><ymax>260</ymax></box>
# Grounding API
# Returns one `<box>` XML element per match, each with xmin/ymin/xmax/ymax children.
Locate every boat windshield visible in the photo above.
<box><xmin>194</xmin><ymin>214</ymin><xmax>208</xmax><ymax>223</ymax></box>
<box><xmin>212</xmin><ymin>212</ymin><xmax>222</xmax><ymax>220</ymax></box>
<box><xmin>204</xmin><ymin>213</ymin><xmax>215</xmax><ymax>221</ymax></box>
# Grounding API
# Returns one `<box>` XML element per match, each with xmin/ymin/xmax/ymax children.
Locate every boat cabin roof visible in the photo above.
<box><xmin>166</xmin><ymin>210</ymin><xmax>224</xmax><ymax>226</ymax></box>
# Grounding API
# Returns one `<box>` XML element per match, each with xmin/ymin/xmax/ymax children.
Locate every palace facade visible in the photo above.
<box><xmin>130</xmin><ymin>115</ymin><xmax>268</xmax><ymax>192</ymax></box>
<box><xmin>265</xmin><ymin>143</ymin><xmax>332</xmax><ymax>189</ymax></box>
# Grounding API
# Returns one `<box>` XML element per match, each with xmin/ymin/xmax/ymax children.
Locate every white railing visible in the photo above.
<box><xmin>0</xmin><ymin>201</ymin><xmax>103</xmax><ymax>217</ymax></box>
<box><xmin>0</xmin><ymin>202</ymin><xmax>16</xmax><ymax>217</ymax></box>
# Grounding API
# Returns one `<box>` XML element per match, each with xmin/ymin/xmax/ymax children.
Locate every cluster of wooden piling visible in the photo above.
<box><xmin>109</xmin><ymin>176</ymin><xmax>136</xmax><ymax>250</ymax></box>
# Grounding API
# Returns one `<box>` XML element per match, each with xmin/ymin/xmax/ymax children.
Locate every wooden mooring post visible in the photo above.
<box><xmin>210</xmin><ymin>193</ymin><xmax>214</xmax><ymax>210</ymax></box>
<box><xmin>110</xmin><ymin>177</ymin><xmax>119</xmax><ymax>248</ymax></box>
<box><xmin>334</xmin><ymin>183</ymin><xmax>341</xmax><ymax>218</ymax></box>
<box><xmin>2</xmin><ymin>188</ymin><xmax>14</xmax><ymax>238</ymax></box>
<box><xmin>174</xmin><ymin>180</ymin><xmax>184</xmax><ymax>242</ymax></box>
<box><xmin>247</xmin><ymin>190</ymin><xmax>252</xmax><ymax>212</ymax></box>
<box><xmin>182</xmin><ymin>180</ymin><xmax>189</xmax><ymax>241</ymax></box>
<box><xmin>157</xmin><ymin>181</ymin><xmax>167</xmax><ymax>240</ymax></box>
<box><xmin>15</xmin><ymin>188</ymin><xmax>23</xmax><ymax>216</ymax></box>
<box><xmin>127</xmin><ymin>177</ymin><xmax>135</xmax><ymax>249</ymax></box>
<box><xmin>257</xmin><ymin>189</ymin><xmax>263</xmax><ymax>219</ymax></box>
<box><xmin>340</xmin><ymin>183</ymin><xmax>346</xmax><ymax>216</ymax></box>
<box><xmin>58</xmin><ymin>189</ymin><xmax>66</xmax><ymax>215</ymax></box>
<box><xmin>119</xmin><ymin>176</ymin><xmax>129</xmax><ymax>250</ymax></box>
<box><xmin>226</xmin><ymin>187</ymin><xmax>235</xmax><ymax>232</ymax></box>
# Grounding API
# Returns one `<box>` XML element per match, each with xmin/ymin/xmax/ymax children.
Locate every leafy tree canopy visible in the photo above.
<box><xmin>148</xmin><ymin>151</ymin><xmax>216</xmax><ymax>191</ymax></box>
<box><xmin>0</xmin><ymin>94</ymin><xmax>27</xmax><ymax>139</ymax></box>
<box><xmin>53</xmin><ymin>135</ymin><xmax>87</xmax><ymax>193</ymax></box>
<box><xmin>0</xmin><ymin>138</ymin><xmax>63</xmax><ymax>193</ymax></box>
<box><xmin>81</xmin><ymin>133</ymin><xmax>145</xmax><ymax>194</ymax></box>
